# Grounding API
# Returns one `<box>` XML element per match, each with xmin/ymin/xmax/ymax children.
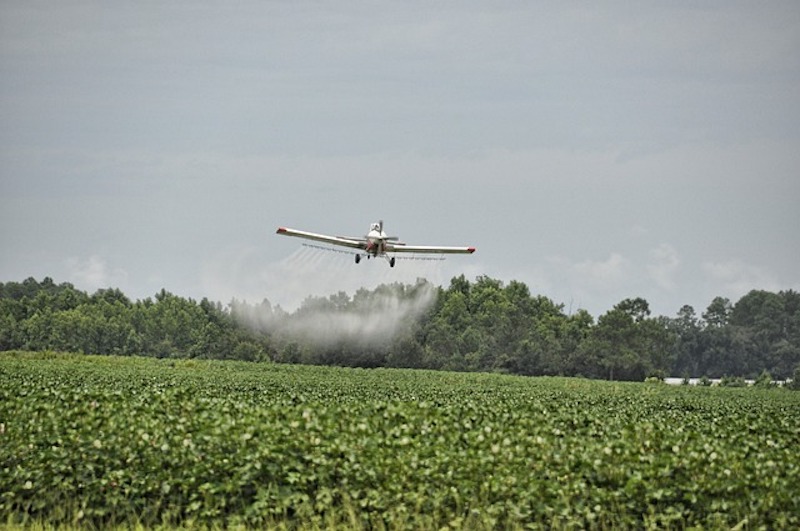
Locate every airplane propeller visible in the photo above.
<box><xmin>378</xmin><ymin>220</ymin><xmax>401</xmax><ymax>241</ymax></box>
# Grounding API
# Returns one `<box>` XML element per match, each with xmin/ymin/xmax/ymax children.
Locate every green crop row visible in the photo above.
<box><xmin>1</xmin><ymin>351</ymin><xmax>799</xmax><ymax>529</ymax></box>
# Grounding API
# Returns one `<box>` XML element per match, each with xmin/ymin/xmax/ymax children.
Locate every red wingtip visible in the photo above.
<box><xmin>276</xmin><ymin>227</ymin><xmax>287</xmax><ymax>234</ymax></box>
<box><xmin>468</xmin><ymin>247</ymin><xmax>476</xmax><ymax>253</ymax></box>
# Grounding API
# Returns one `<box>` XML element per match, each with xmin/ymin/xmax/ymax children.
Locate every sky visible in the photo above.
<box><xmin>1</xmin><ymin>1</ymin><xmax>799</xmax><ymax>318</ymax></box>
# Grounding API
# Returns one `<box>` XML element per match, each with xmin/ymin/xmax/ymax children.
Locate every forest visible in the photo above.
<box><xmin>1</xmin><ymin>276</ymin><xmax>799</xmax><ymax>383</ymax></box>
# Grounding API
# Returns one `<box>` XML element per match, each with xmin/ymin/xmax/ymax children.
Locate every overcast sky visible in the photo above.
<box><xmin>2</xmin><ymin>1</ymin><xmax>799</xmax><ymax>318</ymax></box>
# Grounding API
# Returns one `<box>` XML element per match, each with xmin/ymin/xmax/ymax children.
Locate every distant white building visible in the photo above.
<box><xmin>664</xmin><ymin>377</ymin><xmax>788</xmax><ymax>387</ymax></box>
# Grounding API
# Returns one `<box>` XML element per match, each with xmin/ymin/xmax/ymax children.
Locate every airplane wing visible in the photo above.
<box><xmin>276</xmin><ymin>227</ymin><xmax>366</xmax><ymax>250</ymax></box>
<box><xmin>387</xmin><ymin>243</ymin><xmax>476</xmax><ymax>254</ymax></box>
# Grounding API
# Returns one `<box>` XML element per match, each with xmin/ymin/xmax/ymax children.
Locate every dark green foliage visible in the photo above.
<box><xmin>786</xmin><ymin>367</ymin><xmax>800</xmax><ymax>390</ymax></box>
<box><xmin>578</xmin><ymin>298</ymin><xmax>676</xmax><ymax>381</ymax></box>
<box><xmin>671</xmin><ymin>290</ymin><xmax>800</xmax><ymax>380</ymax></box>
<box><xmin>720</xmin><ymin>375</ymin><xmax>747</xmax><ymax>387</ymax></box>
<box><xmin>753</xmin><ymin>370</ymin><xmax>774</xmax><ymax>389</ymax></box>
<box><xmin>0</xmin><ymin>278</ymin><xmax>269</xmax><ymax>361</ymax></box>
<box><xmin>1</xmin><ymin>278</ymin><xmax>799</xmax><ymax>381</ymax></box>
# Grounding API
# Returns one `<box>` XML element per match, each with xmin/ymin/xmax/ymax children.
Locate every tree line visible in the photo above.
<box><xmin>1</xmin><ymin>276</ymin><xmax>799</xmax><ymax>383</ymax></box>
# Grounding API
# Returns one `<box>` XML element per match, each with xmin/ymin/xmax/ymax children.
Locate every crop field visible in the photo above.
<box><xmin>1</xmin><ymin>352</ymin><xmax>799</xmax><ymax>529</ymax></box>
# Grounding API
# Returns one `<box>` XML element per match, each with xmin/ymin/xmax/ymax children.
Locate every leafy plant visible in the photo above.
<box><xmin>2</xmin><ymin>351</ymin><xmax>798</xmax><ymax>529</ymax></box>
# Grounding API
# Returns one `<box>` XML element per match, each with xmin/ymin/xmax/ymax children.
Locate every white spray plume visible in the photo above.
<box><xmin>201</xmin><ymin>244</ymin><xmax>447</xmax><ymax>313</ymax></box>
<box><xmin>232</xmin><ymin>280</ymin><xmax>437</xmax><ymax>349</ymax></box>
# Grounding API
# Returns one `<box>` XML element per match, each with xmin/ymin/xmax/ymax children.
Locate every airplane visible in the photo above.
<box><xmin>276</xmin><ymin>220</ymin><xmax>475</xmax><ymax>267</ymax></box>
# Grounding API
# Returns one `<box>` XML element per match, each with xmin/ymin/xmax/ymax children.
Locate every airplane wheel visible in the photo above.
<box><xmin>389</xmin><ymin>257</ymin><xmax>396</xmax><ymax>268</ymax></box>
<box><xmin>355</xmin><ymin>254</ymin><xmax>361</xmax><ymax>264</ymax></box>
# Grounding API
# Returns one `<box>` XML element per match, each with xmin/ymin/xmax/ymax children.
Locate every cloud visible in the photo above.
<box><xmin>537</xmin><ymin>253</ymin><xmax>634</xmax><ymax>316</ymax></box>
<box><xmin>570</xmin><ymin>253</ymin><xmax>631</xmax><ymax>291</ymax></box>
<box><xmin>647</xmin><ymin>243</ymin><xmax>680</xmax><ymax>291</ymax></box>
<box><xmin>701</xmin><ymin>259</ymin><xmax>780</xmax><ymax>300</ymax></box>
<box><xmin>66</xmin><ymin>255</ymin><xmax>128</xmax><ymax>293</ymax></box>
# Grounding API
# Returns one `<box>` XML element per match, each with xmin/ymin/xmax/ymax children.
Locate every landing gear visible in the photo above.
<box><xmin>356</xmin><ymin>253</ymin><xmax>395</xmax><ymax>267</ymax></box>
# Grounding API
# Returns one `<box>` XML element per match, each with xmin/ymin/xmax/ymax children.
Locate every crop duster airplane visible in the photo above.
<box><xmin>276</xmin><ymin>220</ymin><xmax>476</xmax><ymax>267</ymax></box>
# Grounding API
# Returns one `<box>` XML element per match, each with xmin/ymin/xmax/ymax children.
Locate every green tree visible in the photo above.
<box><xmin>558</xmin><ymin>309</ymin><xmax>595</xmax><ymax>376</ymax></box>
<box><xmin>787</xmin><ymin>366</ymin><xmax>800</xmax><ymax>390</ymax></box>
<box><xmin>135</xmin><ymin>290</ymin><xmax>208</xmax><ymax>357</ymax></box>
<box><xmin>703</xmin><ymin>296</ymin><xmax>732</xmax><ymax>327</ymax></box>
<box><xmin>670</xmin><ymin>305</ymin><xmax>703</xmax><ymax>377</ymax></box>
<box><xmin>728</xmin><ymin>290</ymin><xmax>800</xmax><ymax>379</ymax></box>
<box><xmin>582</xmin><ymin>298</ymin><xmax>675</xmax><ymax>381</ymax></box>
<box><xmin>422</xmin><ymin>283</ymin><xmax>471</xmax><ymax>370</ymax></box>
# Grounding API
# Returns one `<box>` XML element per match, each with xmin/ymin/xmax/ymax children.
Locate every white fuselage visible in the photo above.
<box><xmin>365</xmin><ymin>226</ymin><xmax>387</xmax><ymax>255</ymax></box>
